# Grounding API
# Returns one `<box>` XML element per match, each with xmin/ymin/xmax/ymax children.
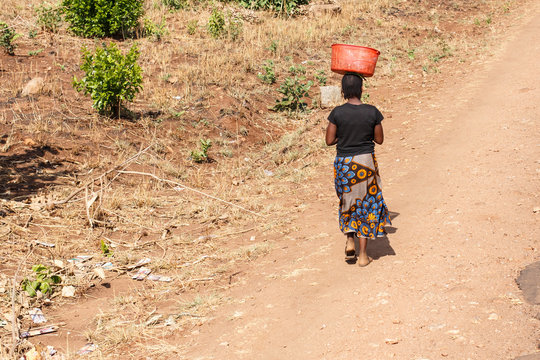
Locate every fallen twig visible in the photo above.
<box><xmin>116</xmin><ymin>170</ymin><xmax>265</xmax><ymax>218</ymax></box>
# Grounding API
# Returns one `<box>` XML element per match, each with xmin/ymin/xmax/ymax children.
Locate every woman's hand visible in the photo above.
<box><xmin>326</xmin><ymin>122</ymin><xmax>338</xmax><ymax>146</ymax></box>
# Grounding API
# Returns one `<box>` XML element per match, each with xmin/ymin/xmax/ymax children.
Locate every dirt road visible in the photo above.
<box><xmin>182</xmin><ymin>6</ymin><xmax>540</xmax><ymax>360</ymax></box>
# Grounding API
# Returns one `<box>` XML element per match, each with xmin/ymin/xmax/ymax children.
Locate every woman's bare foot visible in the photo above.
<box><xmin>345</xmin><ymin>235</ymin><xmax>355</xmax><ymax>260</ymax></box>
<box><xmin>357</xmin><ymin>253</ymin><xmax>372</xmax><ymax>267</ymax></box>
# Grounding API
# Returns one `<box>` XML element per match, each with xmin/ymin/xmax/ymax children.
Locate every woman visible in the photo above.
<box><xmin>326</xmin><ymin>73</ymin><xmax>391</xmax><ymax>267</ymax></box>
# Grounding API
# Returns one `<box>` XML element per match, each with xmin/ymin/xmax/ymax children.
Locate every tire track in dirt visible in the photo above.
<box><xmin>182</xmin><ymin>5</ymin><xmax>539</xmax><ymax>360</ymax></box>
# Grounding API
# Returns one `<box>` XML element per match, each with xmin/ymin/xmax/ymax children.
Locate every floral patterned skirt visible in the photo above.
<box><xmin>334</xmin><ymin>153</ymin><xmax>391</xmax><ymax>238</ymax></box>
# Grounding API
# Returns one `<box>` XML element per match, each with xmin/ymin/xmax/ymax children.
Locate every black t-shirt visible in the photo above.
<box><xmin>328</xmin><ymin>103</ymin><xmax>384</xmax><ymax>156</ymax></box>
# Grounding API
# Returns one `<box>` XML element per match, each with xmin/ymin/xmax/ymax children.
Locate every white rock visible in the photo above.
<box><xmin>61</xmin><ymin>286</ymin><xmax>76</xmax><ymax>297</ymax></box>
<box><xmin>488</xmin><ymin>313</ymin><xmax>499</xmax><ymax>320</ymax></box>
<box><xmin>21</xmin><ymin>77</ymin><xmax>45</xmax><ymax>97</ymax></box>
<box><xmin>320</xmin><ymin>86</ymin><xmax>342</xmax><ymax>108</ymax></box>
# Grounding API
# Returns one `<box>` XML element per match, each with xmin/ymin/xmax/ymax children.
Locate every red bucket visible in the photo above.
<box><xmin>331</xmin><ymin>44</ymin><xmax>380</xmax><ymax>77</ymax></box>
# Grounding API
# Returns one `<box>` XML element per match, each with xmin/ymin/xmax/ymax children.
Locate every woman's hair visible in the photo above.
<box><xmin>341</xmin><ymin>74</ymin><xmax>363</xmax><ymax>99</ymax></box>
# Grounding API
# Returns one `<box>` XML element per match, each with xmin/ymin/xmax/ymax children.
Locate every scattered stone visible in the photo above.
<box><xmin>385</xmin><ymin>338</ymin><xmax>399</xmax><ymax>345</ymax></box>
<box><xmin>320</xmin><ymin>86</ymin><xmax>342</xmax><ymax>108</ymax></box>
<box><xmin>446</xmin><ymin>329</ymin><xmax>460</xmax><ymax>335</ymax></box>
<box><xmin>516</xmin><ymin>261</ymin><xmax>540</xmax><ymax>305</ymax></box>
<box><xmin>21</xmin><ymin>77</ymin><xmax>45</xmax><ymax>97</ymax></box>
<box><xmin>488</xmin><ymin>313</ymin><xmax>499</xmax><ymax>320</ymax></box>
<box><xmin>24</xmin><ymin>138</ymin><xmax>38</xmax><ymax>147</ymax></box>
<box><xmin>76</xmin><ymin>343</ymin><xmax>97</xmax><ymax>355</ymax></box>
<box><xmin>93</xmin><ymin>267</ymin><xmax>106</xmax><ymax>280</ymax></box>
<box><xmin>533</xmin><ymin>207</ymin><xmax>540</xmax><ymax>213</ymax></box>
<box><xmin>61</xmin><ymin>286</ymin><xmax>76</xmax><ymax>297</ymax></box>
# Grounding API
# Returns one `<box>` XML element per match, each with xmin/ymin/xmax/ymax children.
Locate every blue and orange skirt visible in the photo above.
<box><xmin>334</xmin><ymin>153</ymin><xmax>391</xmax><ymax>238</ymax></box>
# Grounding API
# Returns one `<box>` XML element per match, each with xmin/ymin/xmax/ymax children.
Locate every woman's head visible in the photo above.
<box><xmin>341</xmin><ymin>73</ymin><xmax>363</xmax><ymax>99</ymax></box>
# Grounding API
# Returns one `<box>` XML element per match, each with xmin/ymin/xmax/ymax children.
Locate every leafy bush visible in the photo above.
<box><xmin>73</xmin><ymin>43</ymin><xmax>143</xmax><ymax>117</ymax></box>
<box><xmin>21</xmin><ymin>264</ymin><xmax>61</xmax><ymax>297</ymax></box>
<box><xmin>207</xmin><ymin>8</ymin><xmax>225</xmax><ymax>38</ymax></box>
<box><xmin>237</xmin><ymin>0</ymin><xmax>309</xmax><ymax>15</ymax></box>
<box><xmin>191</xmin><ymin>139</ymin><xmax>212</xmax><ymax>163</ymax></box>
<box><xmin>36</xmin><ymin>4</ymin><xmax>63</xmax><ymax>33</ymax></box>
<box><xmin>0</xmin><ymin>21</ymin><xmax>19</xmax><ymax>55</ymax></box>
<box><xmin>272</xmin><ymin>73</ymin><xmax>313</xmax><ymax>112</ymax></box>
<box><xmin>257</xmin><ymin>60</ymin><xmax>276</xmax><ymax>84</ymax></box>
<box><xmin>62</xmin><ymin>0</ymin><xmax>143</xmax><ymax>38</ymax></box>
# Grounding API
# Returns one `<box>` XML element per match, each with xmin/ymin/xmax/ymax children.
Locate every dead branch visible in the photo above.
<box><xmin>116</xmin><ymin>170</ymin><xmax>265</xmax><ymax>218</ymax></box>
<box><xmin>53</xmin><ymin>144</ymin><xmax>153</xmax><ymax>206</ymax></box>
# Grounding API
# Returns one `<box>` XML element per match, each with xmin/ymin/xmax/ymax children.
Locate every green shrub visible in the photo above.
<box><xmin>0</xmin><ymin>21</ymin><xmax>19</xmax><ymax>55</ymax></box>
<box><xmin>257</xmin><ymin>60</ymin><xmax>276</xmax><ymax>84</ymax></box>
<box><xmin>36</xmin><ymin>4</ymin><xmax>63</xmax><ymax>33</ymax></box>
<box><xmin>21</xmin><ymin>264</ymin><xmax>62</xmax><ymax>297</ymax></box>
<box><xmin>237</xmin><ymin>0</ymin><xmax>309</xmax><ymax>15</ymax></box>
<box><xmin>190</xmin><ymin>139</ymin><xmax>212</xmax><ymax>163</ymax></box>
<box><xmin>62</xmin><ymin>0</ymin><xmax>143</xmax><ymax>38</ymax></box>
<box><xmin>73</xmin><ymin>43</ymin><xmax>143</xmax><ymax>117</ymax></box>
<box><xmin>272</xmin><ymin>73</ymin><xmax>313</xmax><ymax>112</ymax></box>
<box><xmin>207</xmin><ymin>8</ymin><xmax>225</xmax><ymax>38</ymax></box>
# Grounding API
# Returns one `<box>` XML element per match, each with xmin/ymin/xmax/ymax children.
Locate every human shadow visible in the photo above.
<box><xmin>0</xmin><ymin>144</ymin><xmax>66</xmax><ymax>200</ymax></box>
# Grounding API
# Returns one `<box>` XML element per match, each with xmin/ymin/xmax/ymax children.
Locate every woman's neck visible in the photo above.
<box><xmin>347</xmin><ymin>97</ymin><xmax>362</xmax><ymax>105</ymax></box>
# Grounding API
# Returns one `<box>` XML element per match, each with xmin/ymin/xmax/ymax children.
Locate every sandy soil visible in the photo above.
<box><xmin>180</xmin><ymin>5</ymin><xmax>540</xmax><ymax>360</ymax></box>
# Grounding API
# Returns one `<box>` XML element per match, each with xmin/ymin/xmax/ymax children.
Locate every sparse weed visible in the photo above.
<box><xmin>237</xmin><ymin>0</ymin><xmax>309</xmax><ymax>15</ymax></box>
<box><xmin>226</xmin><ymin>12</ymin><xmax>243</xmax><ymax>41</ymax></box>
<box><xmin>187</xmin><ymin>19</ymin><xmax>198</xmax><ymax>35</ymax></box>
<box><xmin>407</xmin><ymin>48</ymin><xmax>415</xmax><ymax>60</ymax></box>
<box><xmin>272</xmin><ymin>72</ymin><xmax>313</xmax><ymax>112</ymax></box>
<box><xmin>142</xmin><ymin>17</ymin><xmax>167</xmax><ymax>41</ymax></box>
<box><xmin>268</xmin><ymin>40</ymin><xmax>278</xmax><ymax>54</ymax></box>
<box><xmin>0</xmin><ymin>21</ymin><xmax>19</xmax><ymax>55</ymax></box>
<box><xmin>257</xmin><ymin>60</ymin><xmax>276</xmax><ymax>84</ymax></box>
<box><xmin>29</xmin><ymin>48</ymin><xmax>44</xmax><ymax>56</ymax></box>
<box><xmin>21</xmin><ymin>264</ymin><xmax>62</xmax><ymax>297</ymax></box>
<box><xmin>162</xmin><ymin>0</ymin><xmax>188</xmax><ymax>10</ymax></box>
<box><xmin>315</xmin><ymin>70</ymin><xmax>327</xmax><ymax>86</ymax></box>
<box><xmin>190</xmin><ymin>138</ymin><xmax>212</xmax><ymax>163</ymax></box>
<box><xmin>36</xmin><ymin>3</ymin><xmax>63</xmax><ymax>33</ymax></box>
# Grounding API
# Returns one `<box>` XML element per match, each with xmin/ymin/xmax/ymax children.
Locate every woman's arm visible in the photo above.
<box><xmin>374</xmin><ymin>124</ymin><xmax>384</xmax><ymax>145</ymax></box>
<box><xmin>326</xmin><ymin>122</ymin><xmax>338</xmax><ymax>146</ymax></box>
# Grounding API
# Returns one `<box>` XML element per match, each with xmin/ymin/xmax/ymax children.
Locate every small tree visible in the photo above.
<box><xmin>73</xmin><ymin>43</ymin><xmax>143</xmax><ymax>118</ymax></box>
<box><xmin>62</xmin><ymin>0</ymin><xmax>143</xmax><ymax>38</ymax></box>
